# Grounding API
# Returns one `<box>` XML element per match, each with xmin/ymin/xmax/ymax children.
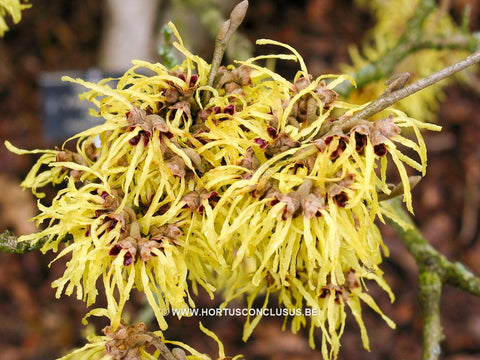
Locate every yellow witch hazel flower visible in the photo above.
<box><xmin>0</xmin><ymin>0</ymin><xmax>30</xmax><ymax>36</ymax></box>
<box><xmin>6</xmin><ymin>20</ymin><xmax>440</xmax><ymax>360</ymax></box>
<box><xmin>197</xmin><ymin>39</ymin><xmax>440</xmax><ymax>358</ymax></box>
<box><xmin>6</xmin><ymin>23</ymin><xmax>221</xmax><ymax>330</ymax></box>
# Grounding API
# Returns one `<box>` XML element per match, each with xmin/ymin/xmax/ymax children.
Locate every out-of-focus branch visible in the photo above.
<box><xmin>386</xmin><ymin>197</ymin><xmax>480</xmax><ymax>360</ymax></box>
<box><xmin>418</xmin><ymin>271</ymin><xmax>443</xmax><ymax>360</ymax></box>
<box><xmin>335</xmin><ymin>0</ymin><xmax>480</xmax><ymax>97</ymax></box>
<box><xmin>0</xmin><ymin>230</ymin><xmax>72</xmax><ymax>254</ymax></box>
<box><xmin>0</xmin><ymin>230</ymin><xmax>44</xmax><ymax>253</ymax></box>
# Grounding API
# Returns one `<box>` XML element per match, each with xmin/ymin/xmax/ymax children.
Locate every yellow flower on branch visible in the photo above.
<box><xmin>5</xmin><ymin>21</ymin><xmax>441</xmax><ymax>360</ymax></box>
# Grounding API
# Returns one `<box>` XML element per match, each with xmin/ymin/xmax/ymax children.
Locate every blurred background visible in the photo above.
<box><xmin>0</xmin><ymin>0</ymin><xmax>479</xmax><ymax>359</ymax></box>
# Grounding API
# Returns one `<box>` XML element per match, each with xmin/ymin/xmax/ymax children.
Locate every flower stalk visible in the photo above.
<box><xmin>347</xmin><ymin>50</ymin><xmax>480</xmax><ymax>123</ymax></box>
<box><xmin>205</xmin><ymin>0</ymin><xmax>249</xmax><ymax>97</ymax></box>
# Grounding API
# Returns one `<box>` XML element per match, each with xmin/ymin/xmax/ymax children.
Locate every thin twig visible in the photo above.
<box><xmin>138</xmin><ymin>332</ymin><xmax>179</xmax><ymax>360</ymax></box>
<box><xmin>124</xmin><ymin>331</ymin><xmax>181</xmax><ymax>360</ymax></box>
<box><xmin>348</xmin><ymin>51</ymin><xmax>480</xmax><ymax>122</ymax></box>
<box><xmin>336</xmin><ymin>32</ymin><xmax>480</xmax><ymax>97</ymax></box>
<box><xmin>318</xmin><ymin>50</ymin><xmax>480</xmax><ymax>138</ymax></box>
<box><xmin>209</xmin><ymin>0</ymin><xmax>249</xmax><ymax>87</ymax></box>
<box><xmin>202</xmin><ymin>0</ymin><xmax>248</xmax><ymax>105</ymax></box>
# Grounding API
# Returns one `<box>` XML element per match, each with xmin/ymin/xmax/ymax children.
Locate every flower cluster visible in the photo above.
<box><xmin>58</xmin><ymin>320</ymin><xmax>238</xmax><ymax>360</ymax></box>
<box><xmin>6</xmin><ymin>23</ymin><xmax>439</xmax><ymax>359</ymax></box>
